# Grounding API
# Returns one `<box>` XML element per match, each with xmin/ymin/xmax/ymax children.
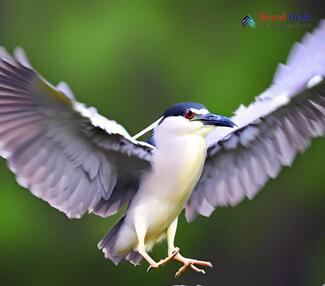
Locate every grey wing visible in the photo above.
<box><xmin>0</xmin><ymin>47</ymin><xmax>154</xmax><ymax>219</ymax></box>
<box><xmin>186</xmin><ymin>19</ymin><xmax>325</xmax><ymax>222</ymax></box>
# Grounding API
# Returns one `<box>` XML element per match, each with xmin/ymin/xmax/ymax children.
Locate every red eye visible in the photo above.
<box><xmin>184</xmin><ymin>109</ymin><xmax>195</xmax><ymax>119</ymax></box>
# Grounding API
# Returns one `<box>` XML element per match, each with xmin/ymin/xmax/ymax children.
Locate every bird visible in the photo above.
<box><xmin>0</xmin><ymin>19</ymin><xmax>324</xmax><ymax>278</ymax></box>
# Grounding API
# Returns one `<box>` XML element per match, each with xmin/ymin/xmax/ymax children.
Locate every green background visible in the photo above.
<box><xmin>0</xmin><ymin>1</ymin><xmax>324</xmax><ymax>285</ymax></box>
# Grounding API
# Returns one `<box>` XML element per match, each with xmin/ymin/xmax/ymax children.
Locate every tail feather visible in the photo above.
<box><xmin>98</xmin><ymin>216</ymin><xmax>142</xmax><ymax>265</ymax></box>
<box><xmin>98</xmin><ymin>216</ymin><xmax>126</xmax><ymax>265</ymax></box>
<box><xmin>126</xmin><ymin>251</ymin><xmax>142</xmax><ymax>266</ymax></box>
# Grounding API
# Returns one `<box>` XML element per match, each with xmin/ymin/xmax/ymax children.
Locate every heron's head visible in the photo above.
<box><xmin>159</xmin><ymin>102</ymin><xmax>235</xmax><ymax>135</ymax></box>
<box><xmin>133</xmin><ymin>102</ymin><xmax>236</xmax><ymax>143</ymax></box>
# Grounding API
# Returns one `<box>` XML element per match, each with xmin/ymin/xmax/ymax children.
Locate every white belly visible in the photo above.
<box><xmin>127</xmin><ymin>134</ymin><xmax>207</xmax><ymax>241</ymax></box>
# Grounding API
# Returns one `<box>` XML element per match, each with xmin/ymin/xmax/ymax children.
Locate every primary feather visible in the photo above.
<box><xmin>186</xmin><ymin>20</ymin><xmax>325</xmax><ymax>222</ymax></box>
<box><xmin>0</xmin><ymin>47</ymin><xmax>153</xmax><ymax>219</ymax></box>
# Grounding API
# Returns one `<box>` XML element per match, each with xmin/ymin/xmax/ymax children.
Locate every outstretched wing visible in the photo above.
<box><xmin>186</xmin><ymin>20</ymin><xmax>325</xmax><ymax>222</ymax></box>
<box><xmin>0</xmin><ymin>47</ymin><xmax>154</xmax><ymax>219</ymax></box>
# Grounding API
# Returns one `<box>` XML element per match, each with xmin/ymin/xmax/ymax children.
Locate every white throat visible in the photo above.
<box><xmin>153</xmin><ymin>116</ymin><xmax>213</xmax><ymax>148</ymax></box>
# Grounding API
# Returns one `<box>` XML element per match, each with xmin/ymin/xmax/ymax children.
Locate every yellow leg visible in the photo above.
<box><xmin>137</xmin><ymin>216</ymin><xmax>212</xmax><ymax>276</ymax></box>
<box><xmin>148</xmin><ymin>217</ymin><xmax>180</xmax><ymax>271</ymax></box>
<box><xmin>135</xmin><ymin>220</ymin><xmax>158</xmax><ymax>268</ymax></box>
<box><xmin>167</xmin><ymin>217</ymin><xmax>179</xmax><ymax>256</ymax></box>
<box><xmin>166</xmin><ymin>217</ymin><xmax>213</xmax><ymax>277</ymax></box>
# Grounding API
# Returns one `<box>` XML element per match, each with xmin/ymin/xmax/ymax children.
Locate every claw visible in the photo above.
<box><xmin>174</xmin><ymin>253</ymin><xmax>213</xmax><ymax>277</ymax></box>
<box><xmin>147</xmin><ymin>247</ymin><xmax>180</xmax><ymax>272</ymax></box>
<box><xmin>190</xmin><ymin>264</ymin><xmax>205</xmax><ymax>274</ymax></box>
<box><xmin>147</xmin><ymin>262</ymin><xmax>159</xmax><ymax>272</ymax></box>
<box><xmin>146</xmin><ymin>248</ymin><xmax>212</xmax><ymax>277</ymax></box>
<box><xmin>175</xmin><ymin>262</ymin><xmax>207</xmax><ymax>277</ymax></box>
<box><xmin>175</xmin><ymin>264</ymin><xmax>188</xmax><ymax>277</ymax></box>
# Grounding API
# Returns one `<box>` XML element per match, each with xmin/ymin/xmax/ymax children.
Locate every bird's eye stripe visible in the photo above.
<box><xmin>190</xmin><ymin>108</ymin><xmax>209</xmax><ymax>115</ymax></box>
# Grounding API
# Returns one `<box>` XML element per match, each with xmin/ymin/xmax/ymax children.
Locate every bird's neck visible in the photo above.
<box><xmin>152</xmin><ymin>122</ymin><xmax>209</xmax><ymax>187</ymax></box>
<box><xmin>152</xmin><ymin>117</ymin><xmax>213</xmax><ymax>149</ymax></box>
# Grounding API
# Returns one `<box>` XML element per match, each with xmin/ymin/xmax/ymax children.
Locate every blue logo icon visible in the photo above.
<box><xmin>241</xmin><ymin>15</ymin><xmax>256</xmax><ymax>28</ymax></box>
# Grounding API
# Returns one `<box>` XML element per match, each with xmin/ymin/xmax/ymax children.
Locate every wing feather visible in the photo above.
<box><xmin>186</xmin><ymin>20</ymin><xmax>325</xmax><ymax>222</ymax></box>
<box><xmin>0</xmin><ymin>48</ymin><xmax>154</xmax><ymax>219</ymax></box>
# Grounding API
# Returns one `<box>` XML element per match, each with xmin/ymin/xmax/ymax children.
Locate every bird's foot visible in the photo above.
<box><xmin>147</xmin><ymin>247</ymin><xmax>180</xmax><ymax>272</ymax></box>
<box><xmin>173</xmin><ymin>253</ymin><xmax>213</xmax><ymax>277</ymax></box>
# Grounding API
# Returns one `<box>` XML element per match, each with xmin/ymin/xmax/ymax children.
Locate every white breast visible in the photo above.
<box><xmin>150</xmin><ymin>135</ymin><xmax>206</xmax><ymax>204</ymax></box>
<box><xmin>128</xmin><ymin>117</ymin><xmax>208</xmax><ymax>235</ymax></box>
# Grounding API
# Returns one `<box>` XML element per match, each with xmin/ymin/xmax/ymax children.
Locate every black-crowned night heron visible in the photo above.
<box><xmin>0</xmin><ymin>20</ymin><xmax>324</xmax><ymax>277</ymax></box>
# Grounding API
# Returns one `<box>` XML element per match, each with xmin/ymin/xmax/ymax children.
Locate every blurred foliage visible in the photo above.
<box><xmin>0</xmin><ymin>1</ymin><xmax>324</xmax><ymax>285</ymax></box>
